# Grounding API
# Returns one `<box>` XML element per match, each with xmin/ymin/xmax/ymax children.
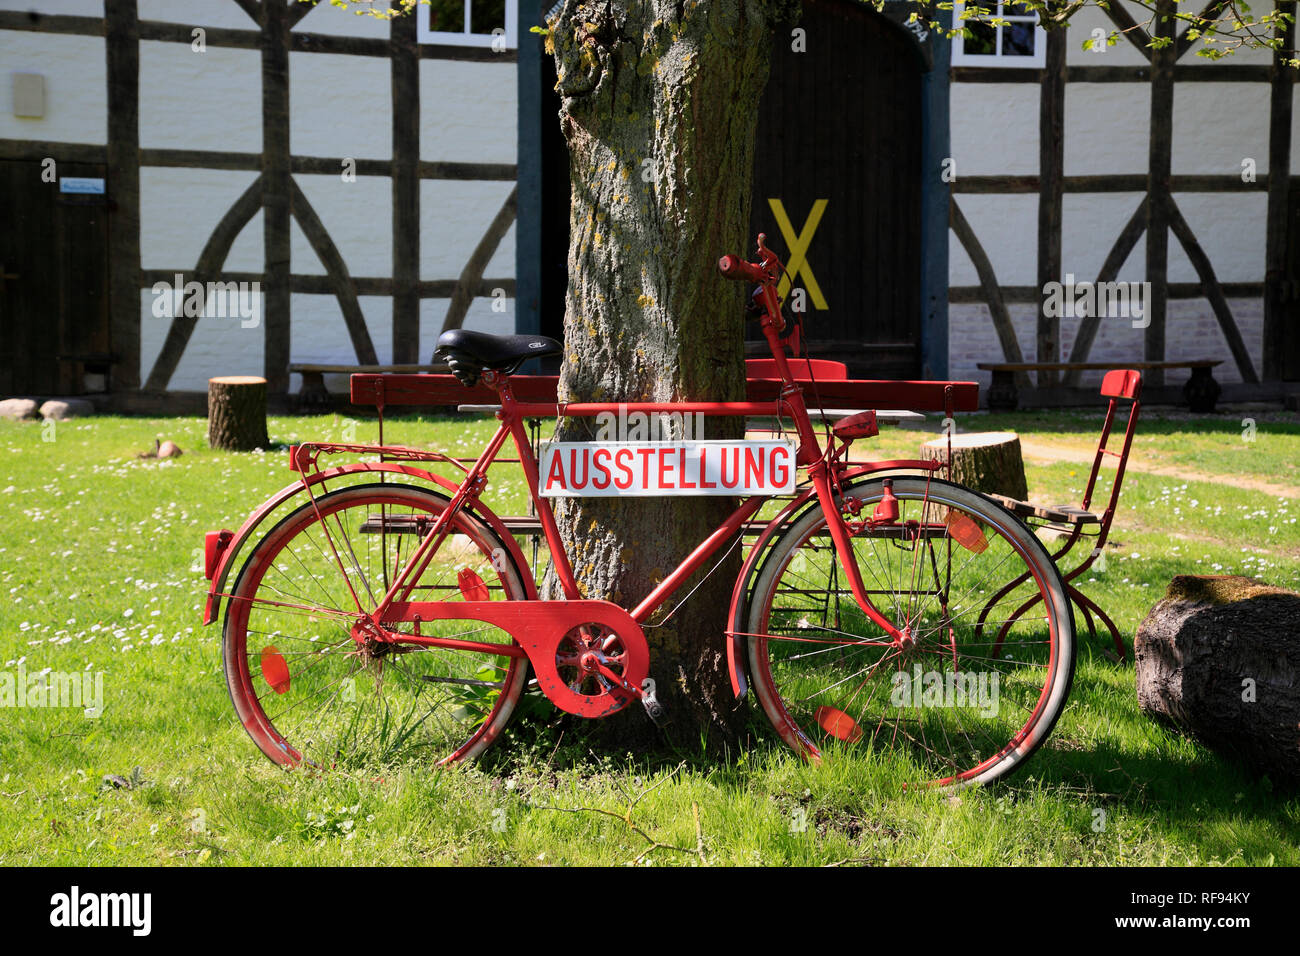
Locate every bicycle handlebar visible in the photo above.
<box><xmin>717</xmin><ymin>254</ymin><xmax>767</xmax><ymax>284</ymax></box>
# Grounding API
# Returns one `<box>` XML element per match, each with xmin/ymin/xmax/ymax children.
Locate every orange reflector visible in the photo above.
<box><xmin>946</xmin><ymin>511</ymin><xmax>988</xmax><ymax>553</ymax></box>
<box><xmin>814</xmin><ymin>706</ymin><xmax>863</xmax><ymax>743</ymax></box>
<box><xmin>457</xmin><ymin>567</ymin><xmax>489</xmax><ymax>602</ymax></box>
<box><xmin>260</xmin><ymin>646</ymin><xmax>291</xmax><ymax>695</ymax></box>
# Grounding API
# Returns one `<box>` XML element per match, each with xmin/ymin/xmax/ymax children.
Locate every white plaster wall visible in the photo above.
<box><xmin>294</xmin><ymin>173</ymin><xmax>393</xmax><ymax>276</ymax></box>
<box><xmin>1061</xmin><ymin>84</ymin><xmax>1150</xmax><ymax>175</ymax></box>
<box><xmin>948</xmin><ymin>193</ymin><xmax>1040</xmax><ymax>287</ymax></box>
<box><xmin>1059</xmin><ymin>192</ymin><xmax>1146</xmax><ymax>284</ymax></box>
<box><xmin>290</xmin><ymin>51</ymin><xmax>392</xmax><ymax>160</ymax></box>
<box><xmin>1065</xmin><ymin>3</ymin><xmax>1276</xmax><ymax>68</ymax></box>
<box><xmin>139</xmin><ymin>41</ymin><xmax>261</xmax><ymax>152</ymax></box>
<box><xmin>291</xmin><ymin>2</ymin><xmax>392</xmax><ymax>38</ymax></box>
<box><xmin>419</xmin><ymin>179</ymin><xmax>517</xmax><ymax>279</ymax></box>
<box><xmin>136</xmin><ymin>0</ymin><xmax>258</xmax><ymax>30</ymax></box>
<box><xmin>139</xmin><ymin>287</ymin><xmax>264</xmax><ymax>392</ymax></box>
<box><xmin>419</xmin><ymin>58</ymin><xmax>516</xmax><ymax>163</ymax></box>
<box><xmin>948</xmin><ymin>83</ymin><xmax>1039</xmax><ymax>176</ymax></box>
<box><xmin>0</xmin><ymin>31</ymin><xmax>106</xmax><ymax>143</ymax></box>
<box><xmin>138</xmin><ymin>168</ymin><xmax>261</xmax><ymax>270</ymax></box>
<box><xmin>949</xmin><ymin>4</ymin><xmax>1278</xmax><ymax>379</ymax></box>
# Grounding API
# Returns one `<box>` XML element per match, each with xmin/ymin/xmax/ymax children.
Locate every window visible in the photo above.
<box><xmin>951</xmin><ymin>2</ymin><xmax>1046</xmax><ymax>67</ymax></box>
<box><xmin>417</xmin><ymin>0</ymin><xmax>518</xmax><ymax>49</ymax></box>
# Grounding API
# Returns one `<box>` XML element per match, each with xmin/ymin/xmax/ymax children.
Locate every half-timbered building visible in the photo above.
<box><xmin>0</xmin><ymin>0</ymin><xmax>1294</xmax><ymax>408</ymax></box>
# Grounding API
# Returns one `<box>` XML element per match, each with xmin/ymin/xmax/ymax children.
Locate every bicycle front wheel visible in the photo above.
<box><xmin>745</xmin><ymin>476</ymin><xmax>1074</xmax><ymax>788</ymax></box>
<box><xmin>222</xmin><ymin>482</ymin><xmax>531</xmax><ymax>769</ymax></box>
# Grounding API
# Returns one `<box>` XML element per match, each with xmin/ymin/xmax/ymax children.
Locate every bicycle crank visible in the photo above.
<box><xmin>376</xmin><ymin>598</ymin><xmax>651</xmax><ymax>718</ymax></box>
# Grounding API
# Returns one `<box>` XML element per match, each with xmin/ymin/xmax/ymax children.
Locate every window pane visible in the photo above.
<box><xmin>427</xmin><ymin>0</ymin><xmax>466</xmax><ymax>33</ymax></box>
<box><xmin>965</xmin><ymin>21</ymin><xmax>997</xmax><ymax>56</ymax></box>
<box><xmin>1003</xmin><ymin>2</ymin><xmax>1035</xmax><ymax>16</ymax></box>
<box><xmin>1002</xmin><ymin>22</ymin><xmax>1036</xmax><ymax>56</ymax></box>
<box><xmin>470</xmin><ymin>0</ymin><xmax>507</xmax><ymax>35</ymax></box>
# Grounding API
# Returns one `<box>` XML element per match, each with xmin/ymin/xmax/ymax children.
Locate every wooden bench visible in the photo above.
<box><xmin>976</xmin><ymin>360</ymin><xmax>1223</xmax><ymax>413</ymax></box>
<box><xmin>289</xmin><ymin>363</ymin><xmax>447</xmax><ymax>409</ymax></box>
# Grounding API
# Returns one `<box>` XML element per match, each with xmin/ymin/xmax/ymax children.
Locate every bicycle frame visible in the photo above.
<box><xmin>203</xmin><ymin>235</ymin><xmax>957</xmax><ymax>716</ymax></box>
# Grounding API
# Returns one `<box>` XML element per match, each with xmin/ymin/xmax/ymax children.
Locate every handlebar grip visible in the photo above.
<box><xmin>717</xmin><ymin>254</ymin><xmax>766</xmax><ymax>283</ymax></box>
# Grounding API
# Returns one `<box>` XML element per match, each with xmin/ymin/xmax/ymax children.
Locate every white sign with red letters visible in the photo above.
<box><xmin>539</xmin><ymin>441</ymin><xmax>797</xmax><ymax>497</ymax></box>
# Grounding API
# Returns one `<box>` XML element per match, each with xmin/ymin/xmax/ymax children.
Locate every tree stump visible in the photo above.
<box><xmin>921</xmin><ymin>431</ymin><xmax>1028</xmax><ymax>500</ymax></box>
<box><xmin>1135</xmin><ymin>575</ymin><xmax>1300</xmax><ymax>787</ymax></box>
<box><xmin>207</xmin><ymin>376</ymin><xmax>270</xmax><ymax>451</ymax></box>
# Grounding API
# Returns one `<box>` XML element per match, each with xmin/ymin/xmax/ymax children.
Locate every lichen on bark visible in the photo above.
<box><xmin>544</xmin><ymin>0</ymin><xmax>797</xmax><ymax>747</ymax></box>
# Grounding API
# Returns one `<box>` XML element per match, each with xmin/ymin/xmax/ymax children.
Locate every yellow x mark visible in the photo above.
<box><xmin>768</xmin><ymin>198</ymin><xmax>828</xmax><ymax>310</ymax></box>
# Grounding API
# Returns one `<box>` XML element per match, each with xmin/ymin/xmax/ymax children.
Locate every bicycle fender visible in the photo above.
<box><xmin>725</xmin><ymin>488</ymin><xmax>817</xmax><ymax>699</ymax></box>
<box><xmin>202</xmin><ymin>463</ymin><xmax>536</xmax><ymax>625</ymax></box>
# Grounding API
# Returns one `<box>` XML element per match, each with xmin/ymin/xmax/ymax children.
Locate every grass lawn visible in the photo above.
<box><xmin>1</xmin><ymin>407</ymin><xmax>1297</xmax><ymax>866</ymax></box>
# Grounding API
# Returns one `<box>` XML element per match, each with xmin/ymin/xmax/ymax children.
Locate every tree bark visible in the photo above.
<box><xmin>208</xmin><ymin>375</ymin><xmax>271</xmax><ymax>451</ymax></box>
<box><xmin>1135</xmin><ymin>575</ymin><xmax>1300</xmax><ymax>788</ymax></box>
<box><xmin>547</xmin><ymin>0</ymin><xmax>793</xmax><ymax>748</ymax></box>
<box><xmin>921</xmin><ymin>431</ymin><xmax>1028</xmax><ymax>500</ymax></box>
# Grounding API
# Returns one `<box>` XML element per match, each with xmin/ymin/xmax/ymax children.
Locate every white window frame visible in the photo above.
<box><xmin>951</xmin><ymin>1</ymin><xmax>1046</xmax><ymax>67</ymax></box>
<box><xmin>417</xmin><ymin>0</ymin><xmax>518</xmax><ymax>49</ymax></box>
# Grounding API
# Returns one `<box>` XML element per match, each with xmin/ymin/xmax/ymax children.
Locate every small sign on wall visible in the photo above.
<box><xmin>539</xmin><ymin>441</ymin><xmax>797</xmax><ymax>498</ymax></box>
<box><xmin>60</xmin><ymin>177</ymin><xmax>106</xmax><ymax>195</ymax></box>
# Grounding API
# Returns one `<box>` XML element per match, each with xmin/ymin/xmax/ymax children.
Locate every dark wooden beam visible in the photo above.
<box><xmin>0</xmin><ymin>139</ymin><xmax>106</xmax><ymax>163</ymax></box>
<box><xmin>0</xmin><ymin>10</ymin><xmax>103</xmax><ymax>35</ymax></box>
<box><xmin>141</xmin><ymin>272</ymin><xmax>517</xmax><ymax>298</ymax></box>
<box><xmin>950</xmin><ymin>200</ymin><xmax>1031</xmax><ymax>387</ymax></box>
<box><xmin>287</xmin><ymin>0</ymin><xmax>316</xmax><ymax>28</ymax></box>
<box><xmin>289</xmin><ymin>179</ymin><xmax>380</xmax><ymax>365</ymax></box>
<box><xmin>1145</xmin><ymin>0</ymin><xmax>1176</xmax><ymax>385</ymax></box>
<box><xmin>1166</xmin><ymin>196</ymin><xmax>1259</xmax><ymax>382</ymax></box>
<box><xmin>1175</xmin><ymin>0</ymin><xmax>1230</xmax><ymax>60</ymax></box>
<box><xmin>1264</xmin><ymin>2</ymin><xmax>1297</xmax><ymax>381</ymax></box>
<box><xmin>1037</xmin><ymin>22</ymin><xmax>1067</xmax><ymax>385</ymax></box>
<box><xmin>955</xmin><ymin>173</ymin><xmax>1267</xmax><ymax>194</ymax></box>
<box><xmin>1101</xmin><ymin>0</ymin><xmax>1154</xmax><ymax>61</ymax></box>
<box><xmin>230</xmin><ymin>0</ymin><xmax>263</xmax><ymax>26</ymax></box>
<box><xmin>135</xmin><ymin>148</ymin><xmax>515</xmax><ymax>181</ymax></box>
<box><xmin>106</xmin><ymin>0</ymin><xmax>141</xmax><ymax>391</ymax></box>
<box><xmin>138</xmin><ymin>20</ymin><xmax>261</xmax><ymax>49</ymax></box>
<box><xmin>952</xmin><ymin>281</ymin><xmax>1263</xmax><ymax>303</ymax></box>
<box><xmin>1063</xmin><ymin>196</ymin><xmax>1148</xmax><ymax>384</ymax></box>
<box><xmin>262</xmin><ymin>0</ymin><xmax>292</xmax><ymax>393</ymax></box>
<box><xmin>144</xmin><ymin>177</ymin><xmax>265</xmax><ymax>391</ymax></box>
<box><xmin>439</xmin><ymin>186</ymin><xmax>519</xmax><ymax>339</ymax></box>
<box><xmin>391</xmin><ymin>6</ymin><xmax>421</xmax><ymax>364</ymax></box>
<box><xmin>951</xmin><ymin>64</ymin><xmax>1271</xmax><ymax>83</ymax></box>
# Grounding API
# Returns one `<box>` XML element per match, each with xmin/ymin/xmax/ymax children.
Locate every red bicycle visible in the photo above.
<box><xmin>202</xmin><ymin>235</ymin><xmax>1075</xmax><ymax>789</ymax></box>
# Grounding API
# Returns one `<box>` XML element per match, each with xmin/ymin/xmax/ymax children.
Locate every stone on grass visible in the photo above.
<box><xmin>39</xmin><ymin>398</ymin><xmax>96</xmax><ymax>421</ymax></box>
<box><xmin>1135</xmin><ymin>574</ymin><xmax>1300</xmax><ymax>787</ymax></box>
<box><xmin>0</xmin><ymin>398</ymin><xmax>39</xmax><ymax>421</ymax></box>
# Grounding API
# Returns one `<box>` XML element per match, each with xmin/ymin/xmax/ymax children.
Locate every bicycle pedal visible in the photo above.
<box><xmin>640</xmin><ymin>678</ymin><xmax>666</xmax><ymax>724</ymax></box>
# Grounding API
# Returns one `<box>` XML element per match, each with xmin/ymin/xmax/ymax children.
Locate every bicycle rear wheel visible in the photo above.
<box><xmin>222</xmin><ymin>482</ymin><xmax>530</xmax><ymax>769</ymax></box>
<box><xmin>745</xmin><ymin>476</ymin><xmax>1074</xmax><ymax>788</ymax></box>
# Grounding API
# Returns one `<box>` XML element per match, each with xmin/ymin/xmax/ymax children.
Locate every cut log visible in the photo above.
<box><xmin>207</xmin><ymin>376</ymin><xmax>270</xmax><ymax>452</ymax></box>
<box><xmin>921</xmin><ymin>431</ymin><xmax>1028</xmax><ymax>500</ymax></box>
<box><xmin>1135</xmin><ymin>575</ymin><xmax>1300</xmax><ymax>787</ymax></box>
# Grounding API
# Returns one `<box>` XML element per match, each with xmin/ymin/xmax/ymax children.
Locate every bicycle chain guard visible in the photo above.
<box><xmin>381</xmin><ymin>599</ymin><xmax>650</xmax><ymax>719</ymax></box>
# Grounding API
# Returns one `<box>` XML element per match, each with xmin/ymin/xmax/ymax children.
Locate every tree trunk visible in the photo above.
<box><xmin>207</xmin><ymin>375</ymin><xmax>270</xmax><ymax>451</ymax></box>
<box><xmin>921</xmin><ymin>431</ymin><xmax>1029</xmax><ymax>500</ymax></box>
<box><xmin>547</xmin><ymin>0</ymin><xmax>793</xmax><ymax>748</ymax></box>
<box><xmin>1135</xmin><ymin>575</ymin><xmax>1300</xmax><ymax>787</ymax></box>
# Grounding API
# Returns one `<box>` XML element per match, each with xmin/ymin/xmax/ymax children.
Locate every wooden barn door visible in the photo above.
<box><xmin>751</xmin><ymin>0</ymin><xmax>923</xmax><ymax>379</ymax></box>
<box><xmin>0</xmin><ymin>160</ymin><xmax>111</xmax><ymax>396</ymax></box>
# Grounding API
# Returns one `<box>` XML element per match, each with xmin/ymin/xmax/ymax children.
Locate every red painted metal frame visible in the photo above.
<box><xmin>209</xmin><ymin>234</ymin><xmax>983</xmax><ymax>715</ymax></box>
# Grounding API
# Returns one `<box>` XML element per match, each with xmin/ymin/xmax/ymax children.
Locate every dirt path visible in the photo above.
<box><xmin>1018</xmin><ymin>441</ymin><xmax>1300</xmax><ymax>499</ymax></box>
